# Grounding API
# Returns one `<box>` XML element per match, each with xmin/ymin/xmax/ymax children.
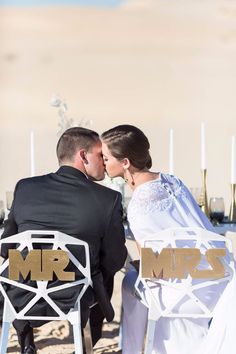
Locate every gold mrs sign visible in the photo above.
<box><xmin>8</xmin><ymin>250</ymin><xmax>75</xmax><ymax>281</ymax></box>
<box><xmin>141</xmin><ymin>248</ymin><xmax>226</xmax><ymax>279</ymax></box>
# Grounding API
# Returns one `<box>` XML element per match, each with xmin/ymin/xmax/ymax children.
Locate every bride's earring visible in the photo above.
<box><xmin>124</xmin><ymin>169</ymin><xmax>128</xmax><ymax>183</ymax></box>
<box><xmin>131</xmin><ymin>174</ymin><xmax>135</xmax><ymax>186</ymax></box>
<box><xmin>124</xmin><ymin>168</ymin><xmax>135</xmax><ymax>186</ymax></box>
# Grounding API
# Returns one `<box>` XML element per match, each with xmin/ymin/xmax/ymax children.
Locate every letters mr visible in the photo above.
<box><xmin>9</xmin><ymin>249</ymin><xmax>75</xmax><ymax>281</ymax></box>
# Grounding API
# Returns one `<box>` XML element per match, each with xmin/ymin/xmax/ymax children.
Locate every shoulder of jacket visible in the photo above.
<box><xmin>90</xmin><ymin>181</ymin><xmax>121</xmax><ymax>198</ymax></box>
<box><xmin>16</xmin><ymin>174</ymin><xmax>51</xmax><ymax>189</ymax></box>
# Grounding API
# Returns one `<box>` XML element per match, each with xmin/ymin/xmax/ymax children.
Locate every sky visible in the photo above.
<box><xmin>0</xmin><ymin>0</ymin><xmax>124</xmax><ymax>6</ymax></box>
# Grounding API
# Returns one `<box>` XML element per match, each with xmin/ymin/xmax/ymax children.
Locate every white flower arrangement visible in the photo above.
<box><xmin>103</xmin><ymin>175</ymin><xmax>125</xmax><ymax>200</ymax></box>
<box><xmin>50</xmin><ymin>94</ymin><xmax>93</xmax><ymax>136</ymax></box>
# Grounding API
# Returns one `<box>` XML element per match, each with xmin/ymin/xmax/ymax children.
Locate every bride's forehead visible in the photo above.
<box><xmin>101</xmin><ymin>142</ymin><xmax>111</xmax><ymax>154</ymax></box>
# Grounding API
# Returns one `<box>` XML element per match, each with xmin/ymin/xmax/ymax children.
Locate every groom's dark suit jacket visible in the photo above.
<box><xmin>1</xmin><ymin>166</ymin><xmax>127</xmax><ymax>325</ymax></box>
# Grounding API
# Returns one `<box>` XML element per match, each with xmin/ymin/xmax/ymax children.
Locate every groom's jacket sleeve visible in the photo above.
<box><xmin>100</xmin><ymin>192</ymin><xmax>127</xmax><ymax>278</ymax></box>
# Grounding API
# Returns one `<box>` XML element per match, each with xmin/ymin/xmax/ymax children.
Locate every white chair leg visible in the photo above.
<box><xmin>0</xmin><ymin>320</ymin><xmax>11</xmax><ymax>354</ymax></box>
<box><xmin>144</xmin><ymin>299</ymin><xmax>160</xmax><ymax>354</ymax></box>
<box><xmin>0</xmin><ymin>301</ymin><xmax>14</xmax><ymax>354</ymax></box>
<box><xmin>73</xmin><ymin>322</ymin><xmax>83</xmax><ymax>354</ymax></box>
<box><xmin>70</xmin><ymin>303</ymin><xmax>83</xmax><ymax>354</ymax></box>
<box><xmin>118</xmin><ymin>316</ymin><xmax>123</xmax><ymax>351</ymax></box>
<box><xmin>144</xmin><ymin>318</ymin><xmax>156</xmax><ymax>354</ymax></box>
<box><xmin>117</xmin><ymin>304</ymin><xmax>123</xmax><ymax>351</ymax></box>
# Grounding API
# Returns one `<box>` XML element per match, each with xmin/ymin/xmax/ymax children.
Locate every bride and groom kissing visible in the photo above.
<box><xmin>1</xmin><ymin>124</ymin><xmax>222</xmax><ymax>354</ymax></box>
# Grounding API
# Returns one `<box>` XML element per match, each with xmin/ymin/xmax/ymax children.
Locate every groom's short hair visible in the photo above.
<box><xmin>56</xmin><ymin>127</ymin><xmax>99</xmax><ymax>164</ymax></box>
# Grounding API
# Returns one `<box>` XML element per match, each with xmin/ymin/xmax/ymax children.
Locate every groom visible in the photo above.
<box><xmin>1</xmin><ymin>127</ymin><xmax>127</xmax><ymax>354</ymax></box>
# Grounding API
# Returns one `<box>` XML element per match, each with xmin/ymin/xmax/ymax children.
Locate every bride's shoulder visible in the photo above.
<box><xmin>127</xmin><ymin>173</ymin><xmax>185</xmax><ymax>217</ymax></box>
<box><xmin>160</xmin><ymin>172</ymin><xmax>179</xmax><ymax>182</ymax></box>
<box><xmin>132</xmin><ymin>174</ymin><xmax>163</xmax><ymax>196</ymax></box>
<box><xmin>160</xmin><ymin>173</ymin><xmax>183</xmax><ymax>189</ymax></box>
<box><xmin>133</xmin><ymin>172</ymin><xmax>182</xmax><ymax>196</ymax></box>
<box><xmin>127</xmin><ymin>174</ymin><xmax>169</xmax><ymax>213</ymax></box>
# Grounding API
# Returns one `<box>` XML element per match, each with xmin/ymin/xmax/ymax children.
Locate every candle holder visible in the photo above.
<box><xmin>200</xmin><ymin>169</ymin><xmax>209</xmax><ymax>217</ymax></box>
<box><xmin>229</xmin><ymin>184</ymin><xmax>236</xmax><ymax>222</ymax></box>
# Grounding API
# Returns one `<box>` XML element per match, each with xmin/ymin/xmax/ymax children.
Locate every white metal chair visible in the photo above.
<box><xmin>135</xmin><ymin>227</ymin><xmax>235</xmax><ymax>354</ymax></box>
<box><xmin>0</xmin><ymin>230</ymin><xmax>93</xmax><ymax>354</ymax></box>
<box><xmin>225</xmin><ymin>231</ymin><xmax>236</xmax><ymax>261</ymax></box>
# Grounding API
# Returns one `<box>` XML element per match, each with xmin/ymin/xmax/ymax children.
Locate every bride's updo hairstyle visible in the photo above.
<box><xmin>101</xmin><ymin>124</ymin><xmax>152</xmax><ymax>170</ymax></box>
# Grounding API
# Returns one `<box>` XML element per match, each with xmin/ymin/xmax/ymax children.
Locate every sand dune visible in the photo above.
<box><xmin>1</xmin><ymin>0</ymin><xmax>236</xmax><ymax>209</ymax></box>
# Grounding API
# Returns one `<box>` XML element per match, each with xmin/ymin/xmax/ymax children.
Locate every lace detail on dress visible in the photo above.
<box><xmin>128</xmin><ymin>174</ymin><xmax>187</xmax><ymax>219</ymax></box>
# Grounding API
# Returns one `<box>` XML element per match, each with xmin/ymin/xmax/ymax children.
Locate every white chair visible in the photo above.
<box><xmin>135</xmin><ymin>227</ymin><xmax>235</xmax><ymax>354</ymax></box>
<box><xmin>0</xmin><ymin>230</ymin><xmax>93</xmax><ymax>354</ymax></box>
<box><xmin>225</xmin><ymin>231</ymin><xmax>236</xmax><ymax>261</ymax></box>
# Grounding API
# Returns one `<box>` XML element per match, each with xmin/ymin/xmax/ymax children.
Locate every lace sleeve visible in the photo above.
<box><xmin>127</xmin><ymin>174</ymin><xmax>189</xmax><ymax>244</ymax></box>
<box><xmin>128</xmin><ymin>174</ymin><xmax>186</xmax><ymax>218</ymax></box>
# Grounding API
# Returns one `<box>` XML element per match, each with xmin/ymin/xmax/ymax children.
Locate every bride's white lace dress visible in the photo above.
<box><xmin>121</xmin><ymin>173</ymin><xmax>236</xmax><ymax>354</ymax></box>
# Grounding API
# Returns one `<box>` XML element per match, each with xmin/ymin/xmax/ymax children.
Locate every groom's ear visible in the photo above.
<box><xmin>122</xmin><ymin>158</ymin><xmax>130</xmax><ymax>169</ymax></box>
<box><xmin>78</xmin><ymin>149</ymin><xmax>88</xmax><ymax>164</ymax></box>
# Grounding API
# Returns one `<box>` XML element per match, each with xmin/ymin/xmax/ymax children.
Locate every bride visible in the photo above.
<box><xmin>101</xmin><ymin>124</ymin><xmax>236</xmax><ymax>354</ymax></box>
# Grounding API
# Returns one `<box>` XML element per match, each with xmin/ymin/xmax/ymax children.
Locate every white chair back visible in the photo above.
<box><xmin>0</xmin><ymin>230</ymin><xmax>93</xmax><ymax>354</ymax></box>
<box><xmin>225</xmin><ymin>231</ymin><xmax>236</xmax><ymax>261</ymax></box>
<box><xmin>135</xmin><ymin>227</ymin><xmax>235</xmax><ymax>354</ymax></box>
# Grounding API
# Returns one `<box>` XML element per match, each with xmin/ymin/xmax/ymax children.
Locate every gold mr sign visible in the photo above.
<box><xmin>141</xmin><ymin>247</ymin><xmax>226</xmax><ymax>279</ymax></box>
<box><xmin>8</xmin><ymin>250</ymin><xmax>75</xmax><ymax>281</ymax></box>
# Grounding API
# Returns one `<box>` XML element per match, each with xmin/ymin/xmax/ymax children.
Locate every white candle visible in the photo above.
<box><xmin>231</xmin><ymin>136</ymin><xmax>236</xmax><ymax>184</ymax></box>
<box><xmin>169</xmin><ymin>128</ymin><xmax>174</xmax><ymax>175</ymax></box>
<box><xmin>30</xmin><ymin>130</ymin><xmax>35</xmax><ymax>177</ymax></box>
<box><xmin>201</xmin><ymin>122</ymin><xmax>206</xmax><ymax>170</ymax></box>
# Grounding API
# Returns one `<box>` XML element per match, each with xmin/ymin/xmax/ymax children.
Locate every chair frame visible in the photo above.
<box><xmin>0</xmin><ymin>230</ymin><xmax>93</xmax><ymax>354</ymax></box>
<box><xmin>135</xmin><ymin>227</ymin><xmax>235</xmax><ymax>354</ymax></box>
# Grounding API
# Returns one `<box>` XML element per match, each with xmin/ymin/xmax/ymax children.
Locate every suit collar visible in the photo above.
<box><xmin>56</xmin><ymin>165</ymin><xmax>88</xmax><ymax>179</ymax></box>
